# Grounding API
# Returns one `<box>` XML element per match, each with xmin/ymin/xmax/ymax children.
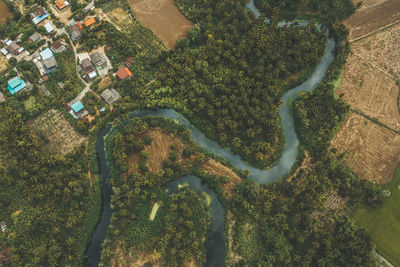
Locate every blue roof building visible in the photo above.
<box><xmin>71</xmin><ymin>100</ymin><xmax>84</xmax><ymax>113</ymax></box>
<box><xmin>7</xmin><ymin>77</ymin><xmax>26</xmax><ymax>95</ymax></box>
<box><xmin>40</xmin><ymin>48</ymin><xmax>53</xmax><ymax>60</ymax></box>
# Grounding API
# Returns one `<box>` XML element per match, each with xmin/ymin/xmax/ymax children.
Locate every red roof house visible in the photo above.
<box><xmin>116</xmin><ymin>67</ymin><xmax>132</xmax><ymax>80</ymax></box>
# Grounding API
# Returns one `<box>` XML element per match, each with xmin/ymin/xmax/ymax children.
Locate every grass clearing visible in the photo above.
<box><xmin>27</xmin><ymin>109</ymin><xmax>85</xmax><ymax>155</ymax></box>
<box><xmin>24</xmin><ymin>96</ymin><xmax>37</xmax><ymax>111</ymax></box>
<box><xmin>352</xmin><ymin>165</ymin><xmax>400</xmax><ymax>265</ymax></box>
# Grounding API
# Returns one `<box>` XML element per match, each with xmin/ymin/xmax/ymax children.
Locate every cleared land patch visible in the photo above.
<box><xmin>344</xmin><ymin>0</ymin><xmax>400</xmax><ymax>42</ymax></box>
<box><xmin>28</xmin><ymin>109</ymin><xmax>85</xmax><ymax>155</ymax></box>
<box><xmin>0</xmin><ymin>55</ymin><xmax>9</xmax><ymax>73</ymax></box>
<box><xmin>331</xmin><ymin>112</ymin><xmax>400</xmax><ymax>184</ymax></box>
<box><xmin>351</xmin><ymin>23</ymin><xmax>400</xmax><ymax>78</ymax></box>
<box><xmin>336</xmin><ymin>53</ymin><xmax>400</xmax><ymax>130</ymax></box>
<box><xmin>127</xmin><ymin>0</ymin><xmax>193</xmax><ymax>49</ymax></box>
<box><xmin>352</xmin><ymin>166</ymin><xmax>400</xmax><ymax>265</ymax></box>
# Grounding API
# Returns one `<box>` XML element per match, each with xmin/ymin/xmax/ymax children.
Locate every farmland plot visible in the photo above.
<box><xmin>336</xmin><ymin>53</ymin><xmax>400</xmax><ymax>131</ymax></box>
<box><xmin>331</xmin><ymin>112</ymin><xmax>400</xmax><ymax>184</ymax></box>
<box><xmin>345</xmin><ymin>0</ymin><xmax>400</xmax><ymax>42</ymax></box>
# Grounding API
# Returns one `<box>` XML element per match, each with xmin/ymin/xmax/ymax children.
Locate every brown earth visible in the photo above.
<box><xmin>144</xmin><ymin>128</ymin><xmax>184</xmax><ymax>173</ymax></box>
<box><xmin>27</xmin><ymin>109</ymin><xmax>85</xmax><ymax>155</ymax></box>
<box><xmin>127</xmin><ymin>0</ymin><xmax>193</xmax><ymax>49</ymax></box>
<box><xmin>350</xmin><ymin>23</ymin><xmax>400</xmax><ymax>78</ymax></box>
<box><xmin>331</xmin><ymin>112</ymin><xmax>400</xmax><ymax>184</ymax></box>
<box><xmin>344</xmin><ymin>0</ymin><xmax>400</xmax><ymax>42</ymax></box>
<box><xmin>98</xmin><ymin>76</ymin><xmax>112</xmax><ymax>90</ymax></box>
<box><xmin>110</xmin><ymin>246</ymin><xmax>162</xmax><ymax>267</ymax></box>
<box><xmin>0</xmin><ymin>55</ymin><xmax>9</xmax><ymax>73</ymax></box>
<box><xmin>0</xmin><ymin>0</ymin><xmax>12</xmax><ymax>24</ymax></box>
<box><xmin>336</xmin><ymin>53</ymin><xmax>400</xmax><ymax>131</ymax></box>
<box><xmin>202</xmin><ymin>159</ymin><xmax>241</xmax><ymax>198</ymax></box>
<box><xmin>226</xmin><ymin>211</ymin><xmax>244</xmax><ymax>266</ymax></box>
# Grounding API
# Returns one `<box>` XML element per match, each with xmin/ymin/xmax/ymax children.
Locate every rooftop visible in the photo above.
<box><xmin>71</xmin><ymin>100</ymin><xmax>84</xmax><ymax>113</ymax></box>
<box><xmin>55</xmin><ymin>0</ymin><xmax>68</xmax><ymax>10</ymax></box>
<box><xmin>7</xmin><ymin>77</ymin><xmax>27</xmax><ymax>95</ymax></box>
<box><xmin>40</xmin><ymin>48</ymin><xmax>54</xmax><ymax>60</ymax></box>
<box><xmin>83</xmin><ymin>17</ymin><xmax>96</xmax><ymax>27</ymax></box>
<box><xmin>116</xmin><ymin>67</ymin><xmax>132</xmax><ymax>80</ymax></box>
<box><xmin>29</xmin><ymin>32</ymin><xmax>41</xmax><ymax>42</ymax></box>
<box><xmin>43</xmin><ymin>57</ymin><xmax>57</xmax><ymax>69</ymax></box>
<box><xmin>44</xmin><ymin>22</ymin><xmax>54</xmax><ymax>33</ymax></box>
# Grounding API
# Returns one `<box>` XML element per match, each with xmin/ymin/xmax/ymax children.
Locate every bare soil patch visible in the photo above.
<box><xmin>0</xmin><ymin>55</ymin><xmax>9</xmax><ymax>73</ymax></box>
<box><xmin>28</xmin><ymin>109</ymin><xmax>85</xmax><ymax>155</ymax></box>
<box><xmin>110</xmin><ymin>246</ymin><xmax>162</xmax><ymax>267</ymax></box>
<box><xmin>127</xmin><ymin>0</ymin><xmax>193</xmax><ymax>49</ymax></box>
<box><xmin>202</xmin><ymin>159</ymin><xmax>241</xmax><ymax>197</ymax></box>
<box><xmin>0</xmin><ymin>0</ymin><xmax>12</xmax><ymax>24</ymax></box>
<box><xmin>336</xmin><ymin>53</ymin><xmax>400</xmax><ymax>130</ymax></box>
<box><xmin>98</xmin><ymin>76</ymin><xmax>112</xmax><ymax>90</ymax></box>
<box><xmin>344</xmin><ymin>0</ymin><xmax>400</xmax><ymax>42</ymax></box>
<box><xmin>350</xmin><ymin>23</ymin><xmax>400</xmax><ymax>78</ymax></box>
<box><xmin>49</xmin><ymin>4</ymin><xmax>72</xmax><ymax>25</ymax></box>
<box><xmin>331</xmin><ymin>112</ymin><xmax>400</xmax><ymax>184</ymax></box>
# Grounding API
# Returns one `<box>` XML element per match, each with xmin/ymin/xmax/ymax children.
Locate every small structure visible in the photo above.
<box><xmin>115</xmin><ymin>67</ymin><xmax>132</xmax><ymax>80</ymax></box>
<box><xmin>6</xmin><ymin>42</ymin><xmax>22</xmax><ymax>56</ymax></box>
<box><xmin>125</xmin><ymin>56</ymin><xmax>134</xmax><ymax>67</ymax></box>
<box><xmin>0</xmin><ymin>92</ymin><xmax>5</xmax><ymax>103</ymax></box>
<box><xmin>40</xmin><ymin>48</ymin><xmax>54</xmax><ymax>60</ymax></box>
<box><xmin>43</xmin><ymin>57</ymin><xmax>58</xmax><ymax>74</ymax></box>
<box><xmin>40</xmin><ymin>84</ymin><xmax>51</xmax><ymax>96</ymax></box>
<box><xmin>0</xmin><ymin>221</ymin><xmax>5</xmax><ymax>232</ymax></box>
<box><xmin>81</xmin><ymin>58</ymin><xmax>95</xmax><ymax>73</ymax></box>
<box><xmin>32</xmin><ymin>7</ymin><xmax>49</xmax><ymax>24</ymax></box>
<box><xmin>7</xmin><ymin>77</ymin><xmax>27</xmax><ymax>95</ymax></box>
<box><xmin>101</xmin><ymin>88</ymin><xmax>121</xmax><ymax>105</ymax></box>
<box><xmin>1</xmin><ymin>48</ymin><xmax>8</xmax><ymax>56</ymax></box>
<box><xmin>28</xmin><ymin>32</ymin><xmax>42</xmax><ymax>42</ymax></box>
<box><xmin>83</xmin><ymin>17</ymin><xmax>96</xmax><ymax>27</ymax></box>
<box><xmin>55</xmin><ymin>0</ymin><xmax>69</xmax><ymax>10</ymax></box>
<box><xmin>50</xmin><ymin>40</ymin><xmax>66</xmax><ymax>53</ymax></box>
<box><xmin>90</xmin><ymin>51</ymin><xmax>104</xmax><ymax>67</ymax></box>
<box><xmin>69</xmin><ymin>100</ymin><xmax>88</xmax><ymax>119</ymax></box>
<box><xmin>69</xmin><ymin>22</ymin><xmax>82</xmax><ymax>42</ymax></box>
<box><xmin>44</xmin><ymin>22</ymin><xmax>54</xmax><ymax>33</ymax></box>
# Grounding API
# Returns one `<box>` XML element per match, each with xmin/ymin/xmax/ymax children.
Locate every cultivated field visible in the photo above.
<box><xmin>331</xmin><ymin>112</ymin><xmax>400</xmax><ymax>184</ymax></box>
<box><xmin>127</xmin><ymin>0</ymin><xmax>193</xmax><ymax>49</ymax></box>
<box><xmin>345</xmin><ymin>0</ymin><xmax>400</xmax><ymax>42</ymax></box>
<box><xmin>203</xmin><ymin>159</ymin><xmax>241</xmax><ymax>197</ymax></box>
<box><xmin>336</xmin><ymin>54</ymin><xmax>400</xmax><ymax>131</ymax></box>
<box><xmin>352</xmin><ymin>166</ymin><xmax>400</xmax><ymax>265</ymax></box>
<box><xmin>28</xmin><ymin>109</ymin><xmax>85</xmax><ymax>155</ymax></box>
<box><xmin>350</xmin><ymin>23</ymin><xmax>400</xmax><ymax>78</ymax></box>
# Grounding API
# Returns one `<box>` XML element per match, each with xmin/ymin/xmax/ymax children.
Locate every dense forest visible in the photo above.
<box><xmin>0</xmin><ymin>105</ymin><xmax>98</xmax><ymax>266</ymax></box>
<box><xmin>142</xmin><ymin>0</ymin><xmax>326</xmax><ymax>169</ymax></box>
<box><xmin>254</xmin><ymin>0</ymin><xmax>356</xmax><ymax>22</ymax></box>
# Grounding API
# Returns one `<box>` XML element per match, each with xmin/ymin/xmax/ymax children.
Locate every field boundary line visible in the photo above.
<box><xmin>352</xmin><ymin>54</ymin><xmax>398</xmax><ymax>80</ymax></box>
<box><xmin>350</xmin><ymin>109</ymin><xmax>400</xmax><ymax>135</ymax></box>
<box><xmin>350</xmin><ymin>20</ymin><xmax>400</xmax><ymax>43</ymax></box>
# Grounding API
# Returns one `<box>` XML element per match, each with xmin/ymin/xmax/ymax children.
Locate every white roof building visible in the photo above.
<box><xmin>44</xmin><ymin>22</ymin><xmax>54</xmax><ymax>33</ymax></box>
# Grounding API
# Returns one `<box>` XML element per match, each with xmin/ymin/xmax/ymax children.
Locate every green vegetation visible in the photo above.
<box><xmin>100</xmin><ymin>118</ymin><xmax>211</xmax><ymax>266</ymax></box>
<box><xmin>352</xmin><ymin>166</ymin><xmax>400</xmax><ymax>265</ymax></box>
<box><xmin>0</xmin><ymin>105</ymin><xmax>98</xmax><ymax>266</ymax></box>
<box><xmin>254</xmin><ymin>0</ymin><xmax>355</xmax><ymax>22</ymax></box>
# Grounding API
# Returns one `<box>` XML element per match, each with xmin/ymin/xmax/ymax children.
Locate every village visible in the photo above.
<box><xmin>0</xmin><ymin>0</ymin><xmax>134</xmax><ymax>126</ymax></box>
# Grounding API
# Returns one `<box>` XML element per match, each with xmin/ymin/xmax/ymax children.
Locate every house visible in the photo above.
<box><xmin>55</xmin><ymin>0</ymin><xmax>69</xmax><ymax>10</ymax></box>
<box><xmin>83</xmin><ymin>17</ymin><xmax>96</xmax><ymax>27</ymax></box>
<box><xmin>28</xmin><ymin>32</ymin><xmax>42</xmax><ymax>42</ymax></box>
<box><xmin>115</xmin><ymin>67</ymin><xmax>132</xmax><ymax>80</ymax></box>
<box><xmin>81</xmin><ymin>58</ymin><xmax>94</xmax><ymax>73</ymax></box>
<box><xmin>50</xmin><ymin>40</ymin><xmax>66</xmax><ymax>53</ymax></box>
<box><xmin>6</xmin><ymin>42</ymin><xmax>22</xmax><ymax>55</ymax></box>
<box><xmin>1</xmin><ymin>48</ymin><xmax>8</xmax><ymax>56</ymax></box>
<box><xmin>69</xmin><ymin>22</ymin><xmax>82</xmax><ymax>41</ymax></box>
<box><xmin>7</xmin><ymin>77</ymin><xmax>27</xmax><ymax>95</ymax></box>
<box><xmin>32</xmin><ymin>7</ymin><xmax>49</xmax><ymax>24</ymax></box>
<box><xmin>43</xmin><ymin>57</ymin><xmax>58</xmax><ymax>74</ymax></box>
<box><xmin>44</xmin><ymin>22</ymin><xmax>54</xmax><ymax>33</ymax></box>
<box><xmin>69</xmin><ymin>100</ymin><xmax>88</xmax><ymax>119</ymax></box>
<box><xmin>101</xmin><ymin>88</ymin><xmax>121</xmax><ymax>105</ymax></box>
<box><xmin>40</xmin><ymin>48</ymin><xmax>54</xmax><ymax>60</ymax></box>
<box><xmin>90</xmin><ymin>52</ymin><xmax>104</xmax><ymax>67</ymax></box>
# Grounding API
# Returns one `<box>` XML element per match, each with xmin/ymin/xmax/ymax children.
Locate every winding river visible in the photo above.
<box><xmin>85</xmin><ymin>0</ymin><xmax>336</xmax><ymax>266</ymax></box>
